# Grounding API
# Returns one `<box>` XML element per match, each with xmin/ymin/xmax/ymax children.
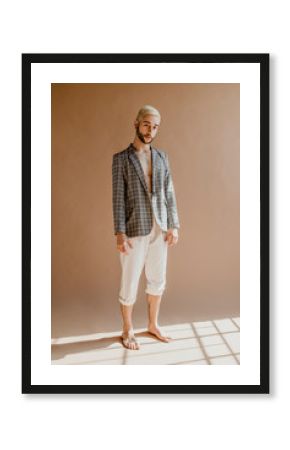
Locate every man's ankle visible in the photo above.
<box><xmin>122</xmin><ymin>327</ymin><xmax>134</xmax><ymax>335</ymax></box>
<box><xmin>148</xmin><ymin>322</ymin><xmax>159</xmax><ymax>329</ymax></box>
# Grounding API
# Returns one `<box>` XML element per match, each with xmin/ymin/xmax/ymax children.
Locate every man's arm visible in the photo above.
<box><xmin>164</xmin><ymin>153</ymin><xmax>180</xmax><ymax>230</ymax></box>
<box><xmin>112</xmin><ymin>153</ymin><xmax>126</xmax><ymax>235</ymax></box>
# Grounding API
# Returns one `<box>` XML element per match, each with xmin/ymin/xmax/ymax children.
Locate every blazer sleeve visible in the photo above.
<box><xmin>164</xmin><ymin>153</ymin><xmax>180</xmax><ymax>230</ymax></box>
<box><xmin>112</xmin><ymin>153</ymin><xmax>126</xmax><ymax>235</ymax></box>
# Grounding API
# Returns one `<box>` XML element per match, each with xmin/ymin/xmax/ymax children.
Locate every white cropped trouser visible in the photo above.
<box><xmin>118</xmin><ymin>213</ymin><xmax>168</xmax><ymax>306</ymax></box>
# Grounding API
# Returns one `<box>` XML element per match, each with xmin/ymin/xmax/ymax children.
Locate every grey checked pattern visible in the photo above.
<box><xmin>112</xmin><ymin>143</ymin><xmax>180</xmax><ymax>237</ymax></box>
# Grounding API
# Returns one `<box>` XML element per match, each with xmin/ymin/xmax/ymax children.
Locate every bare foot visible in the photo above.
<box><xmin>121</xmin><ymin>330</ymin><xmax>140</xmax><ymax>350</ymax></box>
<box><xmin>147</xmin><ymin>325</ymin><xmax>172</xmax><ymax>343</ymax></box>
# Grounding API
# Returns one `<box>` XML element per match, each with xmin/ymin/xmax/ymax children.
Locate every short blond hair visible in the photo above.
<box><xmin>135</xmin><ymin>105</ymin><xmax>161</xmax><ymax>123</ymax></box>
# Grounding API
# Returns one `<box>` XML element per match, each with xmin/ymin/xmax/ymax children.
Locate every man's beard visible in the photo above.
<box><xmin>136</xmin><ymin>126</ymin><xmax>154</xmax><ymax>144</ymax></box>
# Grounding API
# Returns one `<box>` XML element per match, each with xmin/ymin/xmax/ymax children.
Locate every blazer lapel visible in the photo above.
<box><xmin>151</xmin><ymin>146</ymin><xmax>156</xmax><ymax>195</ymax></box>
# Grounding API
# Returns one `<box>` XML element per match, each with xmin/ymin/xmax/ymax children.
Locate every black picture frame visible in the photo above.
<box><xmin>22</xmin><ymin>53</ymin><xmax>269</xmax><ymax>394</ymax></box>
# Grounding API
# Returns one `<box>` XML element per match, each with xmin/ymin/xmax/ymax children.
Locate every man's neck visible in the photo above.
<box><xmin>132</xmin><ymin>138</ymin><xmax>151</xmax><ymax>153</ymax></box>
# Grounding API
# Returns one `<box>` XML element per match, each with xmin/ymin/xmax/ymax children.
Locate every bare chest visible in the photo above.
<box><xmin>136</xmin><ymin>150</ymin><xmax>152</xmax><ymax>178</ymax></box>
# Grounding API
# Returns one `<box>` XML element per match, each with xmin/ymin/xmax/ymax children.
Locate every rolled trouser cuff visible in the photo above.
<box><xmin>118</xmin><ymin>294</ymin><xmax>136</xmax><ymax>306</ymax></box>
<box><xmin>145</xmin><ymin>287</ymin><xmax>166</xmax><ymax>296</ymax></box>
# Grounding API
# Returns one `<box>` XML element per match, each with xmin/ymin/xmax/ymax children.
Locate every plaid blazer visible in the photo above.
<box><xmin>112</xmin><ymin>143</ymin><xmax>180</xmax><ymax>237</ymax></box>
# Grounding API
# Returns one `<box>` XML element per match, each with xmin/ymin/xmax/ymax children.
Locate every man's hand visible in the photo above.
<box><xmin>116</xmin><ymin>233</ymin><xmax>134</xmax><ymax>255</ymax></box>
<box><xmin>164</xmin><ymin>228</ymin><xmax>179</xmax><ymax>246</ymax></box>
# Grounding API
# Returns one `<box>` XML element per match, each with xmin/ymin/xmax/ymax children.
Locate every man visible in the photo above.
<box><xmin>112</xmin><ymin>105</ymin><xmax>180</xmax><ymax>350</ymax></box>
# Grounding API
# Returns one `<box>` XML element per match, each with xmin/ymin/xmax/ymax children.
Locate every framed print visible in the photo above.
<box><xmin>22</xmin><ymin>53</ymin><xmax>269</xmax><ymax>394</ymax></box>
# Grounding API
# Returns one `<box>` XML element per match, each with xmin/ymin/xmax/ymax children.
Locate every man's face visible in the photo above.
<box><xmin>135</xmin><ymin>114</ymin><xmax>160</xmax><ymax>144</ymax></box>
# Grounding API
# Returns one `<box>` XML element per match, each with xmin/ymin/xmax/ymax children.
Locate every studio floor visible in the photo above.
<box><xmin>51</xmin><ymin>317</ymin><xmax>240</xmax><ymax>365</ymax></box>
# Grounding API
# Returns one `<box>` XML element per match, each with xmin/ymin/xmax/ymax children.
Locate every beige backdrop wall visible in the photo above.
<box><xmin>51</xmin><ymin>83</ymin><xmax>240</xmax><ymax>339</ymax></box>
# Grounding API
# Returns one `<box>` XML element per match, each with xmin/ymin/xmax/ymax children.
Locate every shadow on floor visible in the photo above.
<box><xmin>51</xmin><ymin>316</ymin><xmax>240</xmax><ymax>365</ymax></box>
